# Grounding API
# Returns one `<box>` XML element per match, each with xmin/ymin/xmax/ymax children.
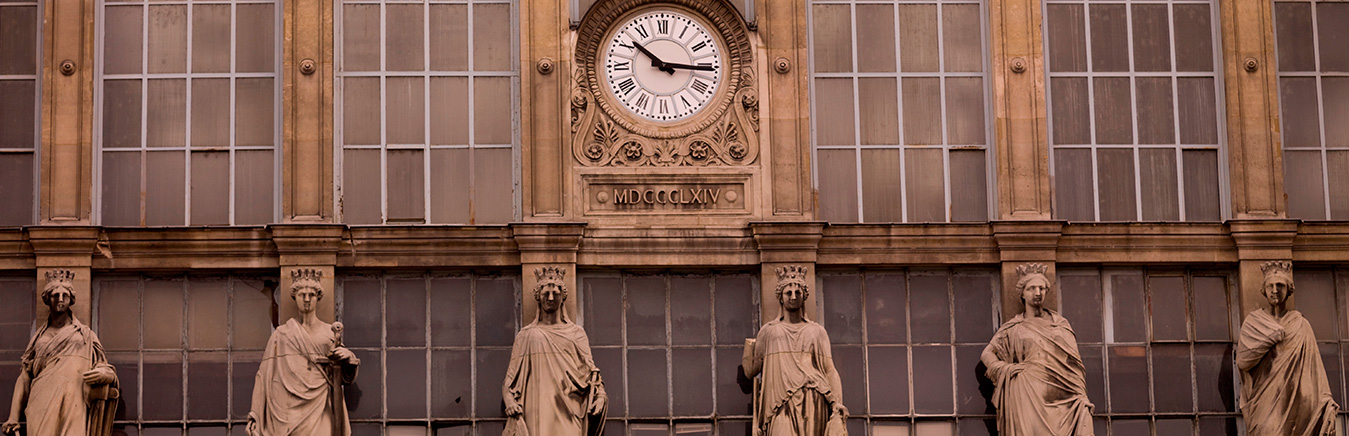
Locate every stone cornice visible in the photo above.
<box><xmin>511</xmin><ymin>223</ymin><xmax>586</xmax><ymax>265</ymax></box>
<box><xmin>344</xmin><ymin>226</ymin><xmax>519</xmax><ymax>267</ymax></box>
<box><xmin>1057</xmin><ymin>222</ymin><xmax>1237</xmax><ymax>264</ymax></box>
<box><xmin>1228</xmin><ymin>219</ymin><xmax>1299</xmax><ymax>260</ymax></box>
<box><xmin>818</xmin><ymin>224</ymin><xmax>998</xmax><ymax>265</ymax></box>
<box><xmin>1292</xmin><ymin>222</ymin><xmax>1349</xmax><ymax>262</ymax></box>
<box><xmin>750</xmin><ymin>221</ymin><xmax>825</xmax><ymax>263</ymax></box>
<box><xmin>93</xmin><ymin>227</ymin><xmax>276</xmax><ymax>270</ymax></box>
<box><xmin>579</xmin><ymin>226</ymin><xmax>757</xmax><ymax>266</ymax></box>
<box><xmin>28</xmin><ymin>226</ymin><xmax>100</xmax><ymax>268</ymax></box>
<box><xmin>0</xmin><ymin>229</ymin><xmax>34</xmax><ymax>269</ymax></box>
<box><xmin>992</xmin><ymin>221</ymin><xmax>1064</xmax><ymax>262</ymax></box>
<box><xmin>271</xmin><ymin>224</ymin><xmax>346</xmax><ymax>266</ymax></box>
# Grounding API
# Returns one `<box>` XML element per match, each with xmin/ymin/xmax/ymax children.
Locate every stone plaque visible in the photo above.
<box><xmin>583</xmin><ymin>173</ymin><xmax>749</xmax><ymax>214</ymax></box>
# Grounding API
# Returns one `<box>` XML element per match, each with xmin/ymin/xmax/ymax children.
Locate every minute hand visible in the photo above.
<box><xmin>631</xmin><ymin>41</ymin><xmax>675</xmax><ymax>74</ymax></box>
<box><xmin>663</xmin><ymin>61</ymin><xmax>716</xmax><ymax>72</ymax></box>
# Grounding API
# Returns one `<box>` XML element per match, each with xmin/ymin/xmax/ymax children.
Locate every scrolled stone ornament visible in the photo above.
<box><xmin>2</xmin><ymin>270</ymin><xmax>119</xmax><ymax>436</ymax></box>
<box><xmin>1237</xmin><ymin>261</ymin><xmax>1339</xmax><ymax>436</ymax></box>
<box><xmin>980</xmin><ymin>263</ymin><xmax>1094</xmax><ymax>436</ymax></box>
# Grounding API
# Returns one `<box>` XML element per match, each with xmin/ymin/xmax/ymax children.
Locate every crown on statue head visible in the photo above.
<box><xmin>776</xmin><ymin>265</ymin><xmax>810</xmax><ymax>289</ymax></box>
<box><xmin>44</xmin><ymin>269</ymin><xmax>75</xmax><ymax>290</ymax></box>
<box><xmin>291</xmin><ymin>268</ymin><xmax>323</xmax><ymax>291</ymax></box>
<box><xmin>1261</xmin><ymin>260</ymin><xmax>1293</xmax><ymax>281</ymax></box>
<box><xmin>1015</xmin><ymin>263</ymin><xmax>1049</xmax><ymax>279</ymax></box>
<box><xmin>533</xmin><ymin>266</ymin><xmax>568</xmax><ymax>298</ymax></box>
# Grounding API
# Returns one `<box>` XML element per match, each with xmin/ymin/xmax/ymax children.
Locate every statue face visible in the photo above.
<box><xmin>538</xmin><ymin>284</ymin><xmax>564</xmax><ymax>314</ymax></box>
<box><xmin>1264</xmin><ymin>277</ymin><xmax>1291</xmax><ymax>307</ymax></box>
<box><xmin>294</xmin><ymin>287</ymin><xmax>320</xmax><ymax>314</ymax></box>
<box><xmin>779</xmin><ymin>284</ymin><xmax>805</xmax><ymax>311</ymax></box>
<box><xmin>1022</xmin><ymin>275</ymin><xmax>1048</xmax><ymax>310</ymax></box>
<box><xmin>47</xmin><ymin>286</ymin><xmax>74</xmax><ymax>314</ymax></box>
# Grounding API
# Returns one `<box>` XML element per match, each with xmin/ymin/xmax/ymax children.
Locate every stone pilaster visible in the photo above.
<box><xmin>1218</xmin><ymin>0</ymin><xmax>1284</xmax><ymax>219</ymax></box>
<box><xmin>271</xmin><ymin>224</ymin><xmax>345</xmax><ymax>323</ymax></box>
<box><xmin>512</xmin><ymin>223</ymin><xmax>586</xmax><ymax>324</ymax></box>
<box><xmin>39</xmin><ymin>0</ymin><xmax>97</xmax><ymax>223</ymax></box>
<box><xmin>762</xmin><ymin>0</ymin><xmax>811</xmax><ymax>217</ymax></box>
<box><xmin>282</xmin><ymin>0</ymin><xmax>335</xmax><ymax>221</ymax></box>
<box><xmin>751</xmin><ymin>222</ymin><xmax>824</xmax><ymax>323</ymax></box>
<box><xmin>992</xmin><ymin>221</ymin><xmax>1063</xmax><ymax>320</ymax></box>
<box><xmin>28</xmin><ymin>227</ymin><xmax>99</xmax><ymax>321</ymax></box>
<box><xmin>989</xmin><ymin>0</ymin><xmax>1052</xmax><ymax>220</ymax></box>
<box><xmin>520</xmin><ymin>0</ymin><xmax>570</xmax><ymax>218</ymax></box>
<box><xmin>1229</xmin><ymin>220</ymin><xmax>1299</xmax><ymax>319</ymax></box>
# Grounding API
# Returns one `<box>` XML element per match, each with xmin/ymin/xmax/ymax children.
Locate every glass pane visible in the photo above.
<box><xmin>833</xmin><ymin>345</ymin><xmax>866</xmax><ymax>414</ymax></box>
<box><xmin>952</xmin><ymin>273</ymin><xmax>995</xmax><ymax>343</ymax></box>
<box><xmin>472</xmin><ymin>3</ymin><xmax>511</xmax><ymax>71</ymax></box>
<box><xmin>475</xmin><ymin>278</ymin><xmax>516</xmax><ymax>347</ymax></box>
<box><xmin>1295</xmin><ymin>270</ymin><xmax>1337</xmax><ymax>338</ymax></box>
<box><xmin>1148</xmin><ymin>276</ymin><xmax>1187</xmax><ymax>341</ymax></box>
<box><xmin>822</xmin><ymin>274</ymin><xmax>863</xmax><ymax>344</ymax></box>
<box><xmin>627</xmin><ymin>276</ymin><xmax>667</xmax><ymax>346</ymax></box>
<box><xmin>343</xmin><ymin>4</ymin><xmax>379</xmax><ymax>72</ymax></box>
<box><xmin>97</xmin><ymin>280</ymin><xmax>141</xmax><ymax>351</ymax></box>
<box><xmin>1325</xmin><ymin>78</ymin><xmax>1349</xmax><ymax>147</ymax></box>
<box><xmin>1191</xmin><ymin>276</ymin><xmax>1229</xmax><ymax>341</ymax></box>
<box><xmin>1111</xmin><ymin>272</ymin><xmax>1146</xmax><ymax>342</ymax></box>
<box><xmin>945</xmin><ymin>77</ymin><xmax>986</xmax><ymax>146</ymax></box>
<box><xmin>872</xmin><ymin>423</ymin><xmax>909</xmax><ymax>436</ymax></box>
<box><xmin>1050</xmin><ymin>77</ymin><xmax>1090</xmax><ymax>144</ymax></box>
<box><xmin>898</xmin><ymin>4</ymin><xmax>938</xmax><ymax>73</ymax></box>
<box><xmin>1080</xmin><ymin>345</ymin><xmax>1106</xmax><ymax>413</ymax></box>
<box><xmin>234</xmin><ymin>150</ymin><xmax>274</xmax><ymax>225</ymax></box>
<box><xmin>715</xmin><ymin>276</ymin><xmax>756</xmax><ymax>345</ymax></box>
<box><xmin>955</xmin><ymin>345</ymin><xmax>992</xmax><ymax>414</ymax></box>
<box><xmin>1060</xmin><ymin>273</ymin><xmax>1103</xmax><ymax>343</ymax></box>
<box><xmin>1046</xmin><ymin>4</ymin><xmax>1086</xmax><ymax>73</ymax></box>
<box><xmin>147</xmin><ymin>5</ymin><xmax>187</xmax><ymax>74</ymax></box>
<box><xmin>1329</xmin><ymin>150</ymin><xmax>1349</xmax><ymax>220</ymax></box>
<box><xmin>432</xmin><ymin>349</ymin><xmax>472</xmax><ymax>417</ymax></box>
<box><xmin>671</xmin><ymin>348</ymin><xmax>713</xmax><ymax>415</ymax></box>
<box><xmin>1173</xmin><ymin>4</ymin><xmax>1214</xmax><ymax>72</ymax></box>
<box><xmin>1182</xmin><ymin>149</ymin><xmax>1221</xmax><ymax>221</ymax></box>
<box><xmin>1152</xmin><ymin>344</ymin><xmax>1194</xmax><ymax>412</ymax></box>
<box><xmin>343</xmin><ymin>77</ymin><xmax>381</xmax><ymax>146</ymax></box>
<box><xmin>341</xmin><ymin>278</ymin><xmax>382</xmax><ymax>348</ymax></box>
<box><xmin>144</xmin><ymin>279</ymin><xmax>184</xmax><ymax>349</ymax></box>
<box><xmin>430</xmin><ymin>77</ymin><xmax>470</xmax><ymax>145</ymax></box>
<box><xmin>902</xmin><ymin>78</ymin><xmax>941</xmax><ymax>145</ymax></box>
<box><xmin>472</xmin><ymin>147</ymin><xmax>513</xmax><ymax>223</ymax></box>
<box><xmin>909</xmin><ymin>272</ymin><xmax>951</xmax><ymax>343</ymax></box>
<box><xmin>231</xmin><ymin>279</ymin><xmax>273</xmax><ymax>350</ymax></box>
<box><xmin>0</xmin><ymin>280</ymin><xmax>33</xmax><ymax>350</ymax></box>
<box><xmin>628</xmin><ymin>348</ymin><xmax>669</xmax><ymax>416</ymax></box>
<box><xmin>1107</xmin><ymin>345</ymin><xmax>1148</xmax><ymax>413</ymax></box>
<box><xmin>859</xmin><ymin>78</ymin><xmax>899</xmax><ymax>145</ymax></box>
<box><xmin>950</xmin><ymin>149</ymin><xmax>988</xmax><ymax>222</ymax></box>
<box><xmin>1284</xmin><ymin>150</ymin><xmax>1326</xmax><ymax>220</ymax></box>
<box><xmin>584</xmin><ymin>277</ymin><xmax>623</xmax><ymax>346</ymax></box>
<box><xmin>346</xmin><ymin>349</ymin><xmax>382</xmax><ymax>419</ymax></box>
<box><xmin>814</xmin><ymin>78</ymin><xmax>855</xmax><ymax>146</ymax></box>
<box><xmin>1321</xmin><ymin>4</ymin><xmax>1349</xmax><ymax>72</ymax></box>
<box><xmin>817</xmin><ymin>148</ymin><xmax>859</xmax><ymax>222</ymax></box>
<box><xmin>430</xmin><ymin>277</ymin><xmax>471</xmax><ymax>347</ymax></box>
<box><xmin>190</xmin><ymin>151</ymin><xmax>229</xmax><ymax>225</ymax></box>
<box><xmin>1177</xmin><ymin>77</ymin><xmax>1219</xmax><ymax>145</ymax></box>
<box><xmin>1194</xmin><ymin>343</ymin><xmax>1235</xmax><ymax>412</ymax></box>
<box><xmin>146</xmin><ymin>151</ymin><xmax>186</xmax><ymax>225</ymax></box>
<box><xmin>191</xmin><ymin>78</ymin><xmax>230</xmax><ymax>148</ymax></box>
<box><xmin>102</xmin><ymin>151</ymin><xmax>142</xmax><ymax>226</ymax></box>
<box><xmin>108</xmin><ymin>352</ymin><xmax>139</xmax><ymax>420</ymax></box>
<box><xmin>187</xmin><ymin>279</ymin><xmax>228</xmax><ymax>348</ymax></box>
<box><xmin>913</xmin><ymin>345</ymin><xmax>954</xmax><ymax>413</ymax></box>
<box><xmin>429</xmin><ymin>5</ymin><xmax>468</xmax><ymax>71</ymax></box>
<box><xmin>811</xmin><ymin>4</ymin><xmax>852</xmax><ymax>73</ymax></box>
<box><xmin>386</xmin><ymin>4</ymin><xmax>424</xmax><ymax>72</ymax></box>
<box><xmin>1096</xmin><ymin>148</ymin><xmax>1136</xmax><ymax>221</ymax></box>
<box><xmin>387</xmin><ymin>77</ymin><xmax>426</xmax><ymax>145</ymax></box>
<box><xmin>341</xmin><ymin>148</ymin><xmax>382</xmax><ymax>224</ymax></box>
<box><xmin>914</xmin><ymin>421</ymin><xmax>954</xmax><ymax>436</ymax></box>
<box><xmin>671</xmin><ymin>277</ymin><xmax>711</xmax><ymax>346</ymax></box>
<box><xmin>1138</xmin><ymin>148</ymin><xmax>1179</xmax><ymax>221</ymax></box>
<box><xmin>865</xmin><ymin>273</ymin><xmax>907</xmax><ymax>344</ymax></box>
<box><xmin>1131</xmin><ymin>4</ymin><xmax>1171</xmax><ymax>72</ymax></box>
<box><xmin>861</xmin><ymin>148</ymin><xmax>903</xmax><ymax>222</ymax></box>
<box><xmin>1135</xmin><ymin>78</ymin><xmax>1175</xmax><ymax>145</ymax></box>
<box><xmin>905</xmin><ymin>147</ymin><xmax>944</xmax><ymax>222</ymax></box>
<box><xmin>1275</xmin><ymin>2</ymin><xmax>1315</xmax><ymax>72</ymax></box>
<box><xmin>1198</xmin><ymin>417</ymin><xmax>1239</xmax><ymax>436</ymax></box>
<box><xmin>475</xmin><ymin>349</ymin><xmax>510</xmax><ymax>418</ymax></box>
<box><xmin>236</xmin><ymin>4</ymin><xmax>275</xmax><ymax>73</ymax></box>
<box><xmin>0</xmin><ymin>154</ymin><xmax>32</xmax><ymax>225</ymax></box>
<box><xmin>856</xmin><ymin>4</ymin><xmax>895</xmax><ymax>73</ymax></box>
<box><xmin>191</xmin><ymin>5</ymin><xmax>230</xmax><ymax>73</ymax></box>
<box><xmin>474</xmin><ymin>76</ymin><xmax>512</xmax><ymax>145</ymax></box>
<box><xmin>388</xmin><ymin>349</ymin><xmax>428</xmax><ymax>419</ymax></box>
<box><xmin>1112</xmin><ymin>420</ymin><xmax>1150</xmax><ymax>436</ymax></box>
<box><xmin>715</xmin><ymin>348</ymin><xmax>752</xmax><ymax>416</ymax></box>
<box><xmin>386</xmin><ymin>278</ymin><xmax>427</xmax><ymax>347</ymax></box>
<box><xmin>144</xmin><ymin>356</ymin><xmax>186</xmax><ymax>421</ymax></box>
<box><xmin>187</xmin><ymin>352</ymin><xmax>228</xmax><ymax>419</ymax></box>
<box><xmin>1092</xmin><ymin>77</ymin><xmax>1133</xmax><ymax>145</ymax></box>
<box><xmin>943</xmin><ymin>4</ymin><xmax>982</xmax><ymax>73</ymax></box>
<box><xmin>1280</xmin><ymin>77</ymin><xmax>1322</xmax><ymax>148</ymax></box>
<box><xmin>386</xmin><ymin>149</ymin><xmax>426</xmax><ymax>223</ymax></box>
<box><xmin>147</xmin><ymin>79</ymin><xmax>187</xmax><ymax>147</ymax></box>
<box><xmin>0</xmin><ymin>81</ymin><xmax>35</xmax><ymax>149</ymax></box>
<box><xmin>1053</xmin><ymin>148</ymin><xmax>1094</xmax><ymax>221</ymax></box>
<box><xmin>430</xmin><ymin>148</ymin><xmax>470</xmax><ymax>223</ymax></box>
<box><xmin>236</xmin><ymin>78</ymin><xmax>275</xmax><ymax>147</ymax></box>
<box><xmin>593</xmin><ymin>348</ymin><xmax>624</xmax><ymax>416</ymax></box>
<box><xmin>104</xmin><ymin>6</ymin><xmax>143</xmax><ymax>75</ymax></box>
<box><xmin>1089</xmin><ymin>4</ymin><xmax>1128</xmax><ymax>72</ymax></box>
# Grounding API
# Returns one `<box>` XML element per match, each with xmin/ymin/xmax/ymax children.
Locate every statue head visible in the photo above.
<box><xmin>290</xmin><ymin>268</ymin><xmax>324</xmax><ymax>315</ymax></box>
<box><xmin>775</xmin><ymin>265</ymin><xmax>810</xmax><ymax>314</ymax></box>
<box><xmin>1015</xmin><ymin>263</ymin><xmax>1051</xmax><ymax>312</ymax></box>
<box><xmin>1260</xmin><ymin>261</ymin><xmax>1294</xmax><ymax>309</ymax></box>
<box><xmin>42</xmin><ymin>269</ymin><xmax>77</xmax><ymax>314</ymax></box>
<box><xmin>533</xmin><ymin>266</ymin><xmax>568</xmax><ymax>316</ymax></box>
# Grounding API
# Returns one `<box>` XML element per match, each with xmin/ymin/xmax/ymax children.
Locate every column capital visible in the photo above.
<box><xmin>750</xmin><ymin>221</ymin><xmax>825</xmax><ymax>264</ymax></box>
<box><xmin>992</xmin><ymin>220</ymin><xmax>1064</xmax><ymax>262</ymax></box>
<box><xmin>270</xmin><ymin>224</ymin><xmax>347</xmax><ymax>266</ymax></box>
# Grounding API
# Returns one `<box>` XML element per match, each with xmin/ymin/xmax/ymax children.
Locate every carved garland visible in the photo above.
<box><xmin>572</xmin><ymin>0</ymin><xmax>759</xmax><ymax>167</ymax></box>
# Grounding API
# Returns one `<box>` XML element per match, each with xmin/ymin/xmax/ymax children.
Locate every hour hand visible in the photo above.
<box><xmin>663</xmin><ymin>61</ymin><xmax>716</xmax><ymax>72</ymax></box>
<box><xmin>631</xmin><ymin>41</ymin><xmax>675</xmax><ymax>74</ymax></box>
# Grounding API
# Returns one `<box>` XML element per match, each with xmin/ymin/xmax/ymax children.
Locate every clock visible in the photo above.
<box><xmin>601</xmin><ymin>10</ymin><xmax>724</xmax><ymax>122</ymax></box>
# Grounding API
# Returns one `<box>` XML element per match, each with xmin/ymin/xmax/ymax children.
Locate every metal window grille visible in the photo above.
<box><xmin>1273</xmin><ymin>0</ymin><xmax>1349</xmax><ymax>221</ymax></box>
<box><xmin>1043</xmin><ymin>0</ymin><xmax>1229</xmax><ymax>222</ymax></box>
<box><xmin>0</xmin><ymin>1</ymin><xmax>40</xmax><ymax>226</ymax></box>
<box><xmin>807</xmin><ymin>0</ymin><xmax>995</xmax><ymax>223</ymax></box>
<box><xmin>95</xmin><ymin>0</ymin><xmax>282</xmax><ymax>226</ymax></box>
<box><xmin>334</xmin><ymin>0</ymin><xmax>520</xmax><ymax>225</ymax></box>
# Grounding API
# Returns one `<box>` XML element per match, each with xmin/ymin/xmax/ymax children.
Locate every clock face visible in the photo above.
<box><xmin>603</xmin><ymin>10</ymin><xmax>723</xmax><ymax>122</ymax></box>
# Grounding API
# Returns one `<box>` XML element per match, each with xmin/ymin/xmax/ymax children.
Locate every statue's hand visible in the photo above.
<box><xmin>1271</xmin><ymin>327</ymin><xmax>1287</xmax><ymax>344</ymax></box>
<box><xmin>2</xmin><ymin>420</ymin><xmax>20</xmax><ymax>435</ymax></box>
<box><xmin>82</xmin><ymin>367</ymin><xmax>115</xmax><ymax>385</ymax></box>
<box><xmin>588</xmin><ymin>394</ymin><xmax>607</xmax><ymax>415</ymax></box>
<box><xmin>831</xmin><ymin>403</ymin><xmax>849</xmax><ymax>419</ymax></box>
<box><xmin>246</xmin><ymin>418</ymin><xmax>259</xmax><ymax>436</ymax></box>
<box><xmin>330</xmin><ymin>346</ymin><xmax>357</xmax><ymax>364</ymax></box>
<box><xmin>504</xmin><ymin>400</ymin><xmax>524</xmax><ymax>417</ymax></box>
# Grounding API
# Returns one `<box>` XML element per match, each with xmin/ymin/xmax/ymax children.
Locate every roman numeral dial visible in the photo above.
<box><xmin>603</xmin><ymin>9</ymin><xmax>723</xmax><ymax>122</ymax></box>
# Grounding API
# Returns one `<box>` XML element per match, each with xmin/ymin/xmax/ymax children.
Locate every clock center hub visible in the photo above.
<box><xmin>634</xmin><ymin>39</ymin><xmax>693</xmax><ymax>95</ymax></box>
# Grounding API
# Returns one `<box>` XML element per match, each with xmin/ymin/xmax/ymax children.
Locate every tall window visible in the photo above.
<box><xmin>0</xmin><ymin>1</ymin><xmax>38</xmax><ymax>226</ymax></box>
<box><xmin>0</xmin><ymin>277</ymin><xmax>35</xmax><ymax>411</ymax></box>
<box><xmin>338</xmin><ymin>272</ymin><xmax>520</xmax><ymax>435</ymax></box>
<box><xmin>1057</xmin><ymin>268</ymin><xmax>1238</xmax><ymax>434</ymax></box>
<box><xmin>579</xmin><ymin>272</ymin><xmax>759</xmax><ymax>436</ymax></box>
<box><xmin>95</xmin><ymin>274</ymin><xmax>276</xmax><ymax>434</ymax></box>
<box><xmin>809</xmin><ymin>0</ymin><xmax>991</xmax><ymax>223</ymax></box>
<box><xmin>1274</xmin><ymin>0</ymin><xmax>1349</xmax><ymax>220</ymax></box>
<box><xmin>818</xmin><ymin>269</ymin><xmax>1000</xmax><ymax>435</ymax></box>
<box><xmin>1045</xmin><ymin>0</ymin><xmax>1225</xmax><ymax>222</ymax></box>
<box><xmin>1289</xmin><ymin>267</ymin><xmax>1349</xmax><ymax>428</ymax></box>
<box><xmin>99</xmin><ymin>0</ymin><xmax>280</xmax><ymax>226</ymax></box>
<box><xmin>336</xmin><ymin>0</ymin><xmax>517</xmax><ymax>225</ymax></box>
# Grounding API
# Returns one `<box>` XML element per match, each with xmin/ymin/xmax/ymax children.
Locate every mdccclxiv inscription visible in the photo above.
<box><xmin>611</xmin><ymin>188</ymin><xmax>721</xmax><ymax>205</ymax></box>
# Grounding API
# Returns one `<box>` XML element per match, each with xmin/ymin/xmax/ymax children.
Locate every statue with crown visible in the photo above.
<box><xmin>2</xmin><ymin>270</ymin><xmax>118</xmax><ymax>436</ymax></box>
<box><xmin>1237</xmin><ymin>261</ymin><xmax>1339</xmax><ymax>436</ymax></box>
<box><xmin>246</xmin><ymin>268</ymin><xmax>359</xmax><ymax>436</ymax></box>
<box><xmin>742</xmin><ymin>265</ymin><xmax>848</xmax><ymax>436</ymax></box>
<box><xmin>501</xmin><ymin>266</ymin><xmax>607</xmax><ymax>436</ymax></box>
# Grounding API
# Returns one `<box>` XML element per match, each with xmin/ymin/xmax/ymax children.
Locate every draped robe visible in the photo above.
<box><xmin>248</xmin><ymin>319</ymin><xmax>358</xmax><ymax>436</ymax></box>
<box><xmin>1237</xmin><ymin>309</ymin><xmax>1339</xmax><ymax>436</ymax></box>
<box><xmin>502</xmin><ymin>322</ymin><xmax>606</xmax><ymax>436</ymax></box>
<box><xmin>982</xmin><ymin>310</ymin><xmax>1094</xmax><ymax>436</ymax></box>
<box><xmin>19</xmin><ymin>317</ymin><xmax>116</xmax><ymax>436</ymax></box>
<box><xmin>751</xmin><ymin>319</ymin><xmax>846</xmax><ymax>436</ymax></box>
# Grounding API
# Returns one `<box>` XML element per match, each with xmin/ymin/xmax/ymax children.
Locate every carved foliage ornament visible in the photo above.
<box><xmin>572</xmin><ymin>0</ymin><xmax>759</xmax><ymax>167</ymax></box>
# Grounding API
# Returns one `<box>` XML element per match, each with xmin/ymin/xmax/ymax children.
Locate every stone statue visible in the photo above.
<box><xmin>1237</xmin><ymin>261</ymin><xmax>1339</xmax><ymax>436</ymax></box>
<box><xmin>2</xmin><ymin>270</ymin><xmax>118</xmax><ymax>436</ymax></box>
<box><xmin>246</xmin><ymin>269</ymin><xmax>359</xmax><ymax>436</ymax></box>
<box><xmin>980</xmin><ymin>263</ymin><xmax>1094</xmax><ymax>436</ymax></box>
<box><xmin>742</xmin><ymin>265</ymin><xmax>847</xmax><ymax>436</ymax></box>
<box><xmin>502</xmin><ymin>266</ymin><xmax>607</xmax><ymax>436</ymax></box>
